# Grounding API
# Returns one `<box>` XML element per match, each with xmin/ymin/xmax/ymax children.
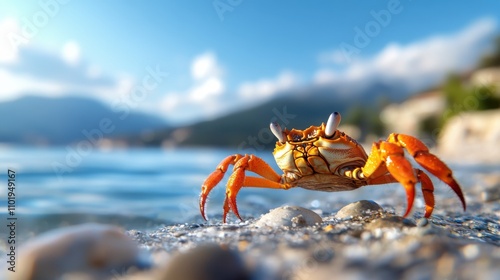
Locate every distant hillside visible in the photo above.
<box><xmin>136</xmin><ymin>81</ymin><xmax>401</xmax><ymax>149</ymax></box>
<box><xmin>0</xmin><ymin>95</ymin><xmax>168</xmax><ymax>145</ymax></box>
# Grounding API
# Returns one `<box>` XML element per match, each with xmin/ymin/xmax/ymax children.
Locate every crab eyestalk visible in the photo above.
<box><xmin>325</xmin><ymin>112</ymin><xmax>341</xmax><ymax>138</ymax></box>
<box><xmin>270</xmin><ymin>122</ymin><xmax>286</xmax><ymax>143</ymax></box>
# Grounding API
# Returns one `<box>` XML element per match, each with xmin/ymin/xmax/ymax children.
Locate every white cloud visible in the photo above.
<box><xmin>160</xmin><ymin>93</ymin><xmax>181</xmax><ymax>111</ymax></box>
<box><xmin>160</xmin><ymin>53</ymin><xmax>302</xmax><ymax>123</ymax></box>
<box><xmin>238</xmin><ymin>71</ymin><xmax>299</xmax><ymax>100</ymax></box>
<box><xmin>0</xmin><ymin>69</ymin><xmax>64</xmax><ymax>100</ymax></box>
<box><xmin>0</xmin><ymin>18</ymin><xmax>130</xmax><ymax>103</ymax></box>
<box><xmin>0</xmin><ymin>18</ymin><xmax>20</xmax><ymax>63</ymax></box>
<box><xmin>188</xmin><ymin>76</ymin><xmax>224</xmax><ymax>102</ymax></box>
<box><xmin>159</xmin><ymin>52</ymin><xmax>227</xmax><ymax>122</ymax></box>
<box><xmin>318</xmin><ymin>49</ymin><xmax>351</xmax><ymax>65</ymax></box>
<box><xmin>314</xmin><ymin>18</ymin><xmax>498</xmax><ymax>91</ymax></box>
<box><xmin>3</xmin><ymin>16</ymin><xmax>495</xmax><ymax>125</ymax></box>
<box><xmin>191</xmin><ymin>52</ymin><xmax>220</xmax><ymax>81</ymax></box>
<box><xmin>0</xmin><ymin>66</ymin><xmax>131</xmax><ymax>103</ymax></box>
<box><xmin>161</xmin><ymin>16</ymin><xmax>496</xmax><ymax>124</ymax></box>
<box><xmin>61</xmin><ymin>41</ymin><xmax>81</xmax><ymax>66</ymax></box>
<box><xmin>86</xmin><ymin>64</ymin><xmax>103</xmax><ymax>79</ymax></box>
<box><xmin>314</xmin><ymin>69</ymin><xmax>339</xmax><ymax>85</ymax></box>
<box><xmin>187</xmin><ymin>52</ymin><xmax>225</xmax><ymax>103</ymax></box>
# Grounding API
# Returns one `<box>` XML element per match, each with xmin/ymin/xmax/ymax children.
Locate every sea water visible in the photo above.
<box><xmin>0</xmin><ymin>146</ymin><xmax>494</xmax><ymax>239</ymax></box>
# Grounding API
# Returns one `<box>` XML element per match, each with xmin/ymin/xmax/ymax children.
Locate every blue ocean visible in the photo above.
<box><xmin>0</xmin><ymin>146</ymin><xmax>493</xmax><ymax>239</ymax></box>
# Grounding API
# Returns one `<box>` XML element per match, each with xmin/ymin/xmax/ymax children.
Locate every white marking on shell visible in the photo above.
<box><xmin>285</xmin><ymin>172</ymin><xmax>300</xmax><ymax>182</ymax></box>
<box><xmin>308</xmin><ymin>130</ymin><xmax>318</xmax><ymax>139</ymax></box>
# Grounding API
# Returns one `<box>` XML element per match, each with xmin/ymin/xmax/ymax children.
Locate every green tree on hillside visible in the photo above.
<box><xmin>479</xmin><ymin>36</ymin><xmax>500</xmax><ymax>68</ymax></box>
<box><xmin>441</xmin><ymin>75</ymin><xmax>500</xmax><ymax>125</ymax></box>
<box><xmin>419</xmin><ymin>75</ymin><xmax>500</xmax><ymax>137</ymax></box>
<box><xmin>343</xmin><ymin>104</ymin><xmax>385</xmax><ymax>140</ymax></box>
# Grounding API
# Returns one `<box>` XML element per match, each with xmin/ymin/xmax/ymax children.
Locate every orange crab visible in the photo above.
<box><xmin>200</xmin><ymin>112</ymin><xmax>466</xmax><ymax>222</ymax></box>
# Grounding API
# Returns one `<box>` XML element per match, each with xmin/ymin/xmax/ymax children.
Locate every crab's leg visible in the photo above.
<box><xmin>201</xmin><ymin>154</ymin><xmax>283</xmax><ymax>222</ymax></box>
<box><xmin>365</xmin><ymin>173</ymin><xmax>397</xmax><ymax>185</ymax></box>
<box><xmin>364</xmin><ymin>168</ymin><xmax>436</xmax><ymax>218</ymax></box>
<box><xmin>358</xmin><ymin>144</ymin><xmax>398</xmax><ymax>184</ymax></box>
<box><xmin>388</xmin><ymin>133</ymin><xmax>466</xmax><ymax>212</ymax></box>
<box><xmin>362</xmin><ymin>141</ymin><xmax>417</xmax><ymax>217</ymax></box>
<box><xmin>200</xmin><ymin>154</ymin><xmax>244</xmax><ymax>220</ymax></box>
<box><xmin>222</xmin><ymin>155</ymin><xmax>283</xmax><ymax>222</ymax></box>
<box><xmin>223</xmin><ymin>176</ymin><xmax>289</xmax><ymax>223</ymax></box>
<box><xmin>417</xmin><ymin>169</ymin><xmax>435</xmax><ymax>218</ymax></box>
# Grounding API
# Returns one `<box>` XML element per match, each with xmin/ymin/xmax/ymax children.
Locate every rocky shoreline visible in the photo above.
<box><xmin>4</xmin><ymin>174</ymin><xmax>499</xmax><ymax>280</ymax></box>
<box><xmin>121</xmin><ymin>201</ymin><xmax>499</xmax><ymax>280</ymax></box>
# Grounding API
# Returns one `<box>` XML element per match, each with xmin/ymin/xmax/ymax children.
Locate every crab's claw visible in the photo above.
<box><xmin>200</xmin><ymin>171</ymin><xmax>223</xmax><ymax>221</ymax></box>
<box><xmin>391</xmin><ymin>134</ymin><xmax>466</xmax><ymax>213</ymax></box>
<box><xmin>200</xmin><ymin>155</ymin><xmax>243</xmax><ymax>221</ymax></box>
<box><xmin>200</xmin><ymin>154</ymin><xmax>286</xmax><ymax>222</ymax></box>
<box><xmin>361</xmin><ymin>133</ymin><xmax>466</xmax><ymax>218</ymax></box>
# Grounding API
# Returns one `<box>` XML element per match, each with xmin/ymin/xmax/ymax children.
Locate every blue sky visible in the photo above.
<box><xmin>1</xmin><ymin>1</ymin><xmax>499</xmax><ymax>124</ymax></box>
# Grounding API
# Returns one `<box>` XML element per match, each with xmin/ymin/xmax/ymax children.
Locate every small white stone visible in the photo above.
<box><xmin>335</xmin><ymin>200</ymin><xmax>383</xmax><ymax>219</ymax></box>
<box><xmin>360</xmin><ymin>231</ymin><xmax>372</xmax><ymax>241</ymax></box>
<box><xmin>11</xmin><ymin>223</ymin><xmax>151</xmax><ymax>280</ymax></box>
<box><xmin>384</xmin><ymin>228</ymin><xmax>402</xmax><ymax>240</ymax></box>
<box><xmin>344</xmin><ymin>245</ymin><xmax>368</xmax><ymax>260</ymax></box>
<box><xmin>373</xmin><ymin>228</ymin><xmax>384</xmax><ymax>239</ymax></box>
<box><xmin>461</xmin><ymin>244</ymin><xmax>480</xmax><ymax>260</ymax></box>
<box><xmin>311</xmin><ymin>200</ymin><xmax>321</xmax><ymax>208</ymax></box>
<box><xmin>255</xmin><ymin>206</ymin><xmax>322</xmax><ymax>227</ymax></box>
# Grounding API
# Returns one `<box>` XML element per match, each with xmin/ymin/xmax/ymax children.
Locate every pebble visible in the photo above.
<box><xmin>416</xmin><ymin>218</ymin><xmax>429</xmax><ymax>227</ymax></box>
<box><xmin>10</xmin><ymin>223</ymin><xmax>151</xmax><ymax>280</ymax></box>
<box><xmin>159</xmin><ymin>244</ymin><xmax>250</xmax><ymax>280</ymax></box>
<box><xmin>335</xmin><ymin>200</ymin><xmax>383</xmax><ymax>219</ymax></box>
<box><xmin>365</xmin><ymin>216</ymin><xmax>416</xmax><ymax>231</ymax></box>
<box><xmin>10</xmin><ymin>173</ymin><xmax>500</xmax><ymax>280</ymax></box>
<box><xmin>479</xmin><ymin>174</ymin><xmax>500</xmax><ymax>202</ymax></box>
<box><xmin>461</xmin><ymin>244</ymin><xmax>480</xmax><ymax>260</ymax></box>
<box><xmin>254</xmin><ymin>206</ymin><xmax>322</xmax><ymax>227</ymax></box>
<box><xmin>312</xmin><ymin>247</ymin><xmax>334</xmax><ymax>263</ymax></box>
<box><xmin>481</xmin><ymin>187</ymin><xmax>500</xmax><ymax>202</ymax></box>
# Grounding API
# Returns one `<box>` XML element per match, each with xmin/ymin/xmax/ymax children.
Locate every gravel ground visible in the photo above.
<box><xmin>122</xmin><ymin>204</ymin><xmax>499</xmax><ymax>280</ymax></box>
<box><xmin>4</xmin><ymin>169</ymin><xmax>499</xmax><ymax>280</ymax></box>
<box><xmin>117</xmin><ymin>173</ymin><xmax>500</xmax><ymax>280</ymax></box>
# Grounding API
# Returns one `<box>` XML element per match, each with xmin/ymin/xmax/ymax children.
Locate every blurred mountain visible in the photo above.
<box><xmin>0</xmin><ymin>95</ymin><xmax>168</xmax><ymax>145</ymax></box>
<box><xmin>133</xmin><ymin>80</ymin><xmax>403</xmax><ymax>149</ymax></box>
